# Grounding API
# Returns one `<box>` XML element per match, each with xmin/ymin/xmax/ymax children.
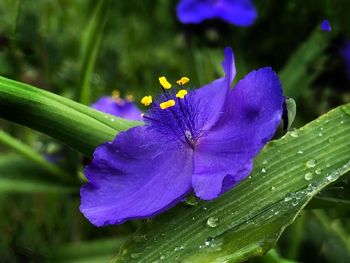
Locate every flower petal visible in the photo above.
<box><xmin>176</xmin><ymin>0</ymin><xmax>217</xmax><ymax>24</ymax></box>
<box><xmin>218</xmin><ymin>0</ymin><xmax>257</xmax><ymax>26</ymax></box>
<box><xmin>80</xmin><ymin>126</ymin><xmax>193</xmax><ymax>226</ymax></box>
<box><xmin>176</xmin><ymin>0</ymin><xmax>257</xmax><ymax>26</ymax></box>
<box><xmin>189</xmin><ymin>47</ymin><xmax>236</xmax><ymax>131</ymax></box>
<box><xmin>91</xmin><ymin>96</ymin><xmax>142</xmax><ymax>121</ymax></box>
<box><xmin>193</xmin><ymin>67</ymin><xmax>283</xmax><ymax>200</ymax></box>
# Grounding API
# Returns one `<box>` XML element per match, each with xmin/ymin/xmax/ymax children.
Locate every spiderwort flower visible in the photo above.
<box><xmin>176</xmin><ymin>0</ymin><xmax>257</xmax><ymax>26</ymax></box>
<box><xmin>320</xmin><ymin>19</ymin><xmax>331</xmax><ymax>31</ymax></box>
<box><xmin>80</xmin><ymin>47</ymin><xmax>284</xmax><ymax>226</ymax></box>
<box><xmin>91</xmin><ymin>91</ymin><xmax>142</xmax><ymax>121</ymax></box>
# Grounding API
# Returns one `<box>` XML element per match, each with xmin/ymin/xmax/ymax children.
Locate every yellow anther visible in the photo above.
<box><xmin>176</xmin><ymin>89</ymin><xmax>188</xmax><ymax>99</ymax></box>
<box><xmin>112</xmin><ymin>90</ymin><xmax>121</xmax><ymax>100</ymax></box>
<box><xmin>176</xmin><ymin>77</ymin><xmax>190</xmax><ymax>85</ymax></box>
<box><xmin>125</xmin><ymin>94</ymin><xmax>134</xmax><ymax>102</ymax></box>
<box><xmin>159</xmin><ymin>76</ymin><xmax>172</xmax><ymax>89</ymax></box>
<box><xmin>141</xmin><ymin>95</ymin><xmax>152</xmax><ymax>106</ymax></box>
<box><xmin>160</xmin><ymin>99</ymin><xmax>175</xmax><ymax>109</ymax></box>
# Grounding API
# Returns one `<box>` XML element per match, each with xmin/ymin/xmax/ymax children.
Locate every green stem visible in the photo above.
<box><xmin>313</xmin><ymin>210</ymin><xmax>350</xmax><ymax>253</ymax></box>
<box><xmin>0</xmin><ymin>130</ymin><xmax>73</xmax><ymax>183</ymax></box>
<box><xmin>78</xmin><ymin>0</ymin><xmax>110</xmax><ymax>104</ymax></box>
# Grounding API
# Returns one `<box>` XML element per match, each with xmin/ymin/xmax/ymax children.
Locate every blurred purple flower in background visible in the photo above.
<box><xmin>320</xmin><ymin>19</ymin><xmax>331</xmax><ymax>31</ymax></box>
<box><xmin>91</xmin><ymin>91</ymin><xmax>142</xmax><ymax>121</ymax></box>
<box><xmin>176</xmin><ymin>0</ymin><xmax>257</xmax><ymax>26</ymax></box>
<box><xmin>341</xmin><ymin>41</ymin><xmax>350</xmax><ymax>77</ymax></box>
<box><xmin>80</xmin><ymin>47</ymin><xmax>284</xmax><ymax>226</ymax></box>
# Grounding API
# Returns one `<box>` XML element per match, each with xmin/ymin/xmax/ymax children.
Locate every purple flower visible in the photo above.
<box><xmin>176</xmin><ymin>0</ymin><xmax>257</xmax><ymax>26</ymax></box>
<box><xmin>80</xmin><ymin>47</ymin><xmax>284</xmax><ymax>226</ymax></box>
<box><xmin>320</xmin><ymin>19</ymin><xmax>331</xmax><ymax>31</ymax></box>
<box><xmin>341</xmin><ymin>41</ymin><xmax>350</xmax><ymax>77</ymax></box>
<box><xmin>91</xmin><ymin>92</ymin><xmax>142</xmax><ymax>121</ymax></box>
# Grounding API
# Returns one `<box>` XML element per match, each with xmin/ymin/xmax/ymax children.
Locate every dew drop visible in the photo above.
<box><xmin>315</xmin><ymin>168</ymin><xmax>322</xmax><ymax>175</ymax></box>
<box><xmin>262</xmin><ymin>160</ymin><xmax>268</xmax><ymax>165</ymax></box>
<box><xmin>305</xmin><ymin>159</ymin><xmax>317</xmax><ymax>168</ymax></box>
<box><xmin>261</xmin><ymin>168</ymin><xmax>267</xmax><ymax>173</ymax></box>
<box><xmin>292</xmin><ymin>201</ymin><xmax>299</xmax><ymax>206</ymax></box>
<box><xmin>206</xmin><ymin>216</ymin><xmax>219</xmax><ymax>228</ymax></box>
<box><xmin>271</xmin><ymin>186</ymin><xmax>276</xmax><ymax>190</ymax></box>
<box><xmin>340</xmin><ymin>120</ymin><xmax>344</xmax><ymax>124</ymax></box>
<box><xmin>185</xmin><ymin>195</ymin><xmax>199</xmax><ymax>206</ymax></box>
<box><xmin>304</xmin><ymin>172</ymin><xmax>313</xmax><ymax>181</ymax></box>
<box><xmin>318</xmin><ymin>132</ymin><xmax>323</xmax><ymax>137</ymax></box>
<box><xmin>297</xmin><ymin>150</ymin><xmax>304</xmax><ymax>154</ymax></box>
<box><xmin>284</xmin><ymin>193</ymin><xmax>293</xmax><ymax>202</ymax></box>
<box><xmin>290</xmin><ymin>130</ymin><xmax>299</xmax><ymax>138</ymax></box>
<box><xmin>274</xmin><ymin>211</ymin><xmax>280</xmax><ymax>215</ymax></box>
<box><xmin>326</xmin><ymin>173</ymin><xmax>338</xmax><ymax>182</ymax></box>
<box><xmin>174</xmin><ymin>246</ymin><xmax>184</xmax><ymax>252</ymax></box>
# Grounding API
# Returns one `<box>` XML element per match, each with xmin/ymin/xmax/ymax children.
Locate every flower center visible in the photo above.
<box><xmin>140</xmin><ymin>76</ymin><xmax>200</xmax><ymax>149</ymax></box>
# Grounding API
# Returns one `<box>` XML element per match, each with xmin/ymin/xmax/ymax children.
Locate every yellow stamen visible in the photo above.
<box><xmin>141</xmin><ymin>95</ymin><xmax>152</xmax><ymax>106</ymax></box>
<box><xmin>112</xmin><ymin>90</ymin><xmax>121</xmax><ymax>100</ymax></box>
<box><xmin>176</xmin><ymin>77</ymin><xmax>190</xmax><ymax>85</ymax></box>
<box><xmin>125</xmin><ymin>94</ymin><xmax>134</xmax><ymax>102</ymax></box>
<box><xmin>176</xmin><ymin>89</ymin><xmax>188</xmax><ymax>99</ymax></box>
<box><xmin>160</xmin><ymin>99</ymin><xmax>175</xmax><ymax>109</ymax></box>
<box><xmin>159</xmin><ymin>76</ymin><xmax>172</xmax><ymax>89</ymax></box>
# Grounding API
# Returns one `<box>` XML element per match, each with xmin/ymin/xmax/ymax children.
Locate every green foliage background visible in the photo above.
<box><xmin>0</xmin><ymin>0</ymin><xmax>350</xmax><ymax>262</ymax></box>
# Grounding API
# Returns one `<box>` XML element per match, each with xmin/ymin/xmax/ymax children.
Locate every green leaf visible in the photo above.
<box><xmin>78</xmin><ymin>0</ymin><xmax>110</xmax><ymax>104</ymax></box>
<box><xmin>0</xmin><ymin>130</ymin><xmax>71</xmax><ymax>182</ymax></box>
<box><xmin>113</xmin><ymin>103</ymin><xmax>350</xmax><ymax>263</ymax></box>
<box><xmin>0</xmin><ymin>76</ymin><xmax>141</xmax><ymax>156</ymax></box>
<box><xmin>0</xmin><ymin>154</ymin><xmax>75</xmax><ymax>194</ymax></box>
<box><xmin>52</xmin><ymin>237</ymin><xmax>127</xmax><ymax>263</ymax></box>
<box><xmin>279</xmin><ymin>27</ymin><xmax>331</xmax><ymax>98</ymax></box>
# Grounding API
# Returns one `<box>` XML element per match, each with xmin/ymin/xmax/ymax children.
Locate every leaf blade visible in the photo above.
<box><xmin>113</xmin><ymin>103</ymin><xmax>350</xmax><ymax>263</ymax></box>
<box><xmin>0</xmin><ymin>76</ymin><xmax>141</xmax><ymax>156</ymax></box>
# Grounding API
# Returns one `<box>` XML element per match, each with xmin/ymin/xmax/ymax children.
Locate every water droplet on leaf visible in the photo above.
<box><xmin>185</xmin><ymin>195</ymin><xmax>199</xmax><ymax>206</ymax></box>
<box><xmin>290</xmin><ymin>130</ymin><xmax>298</xmax><ymax>138</ymax></box>
<box><xmin>206</xmin><ymin>216</ymin><xmax>219</xmax><ymax>228</ymax></box>
<box><xmin>305</xmin><ymin>159</ymin><xmax>317</xmax><ymax>168</ymax></box>
<box><xmin>304</xmin><ymin>172</ymin><xmax>313</xmax><ymax>181</ymax></box>
<box><xmin>315</xmin><ymin>168</ymin><xmax>322</xmax><ymax>175</ymax></box>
